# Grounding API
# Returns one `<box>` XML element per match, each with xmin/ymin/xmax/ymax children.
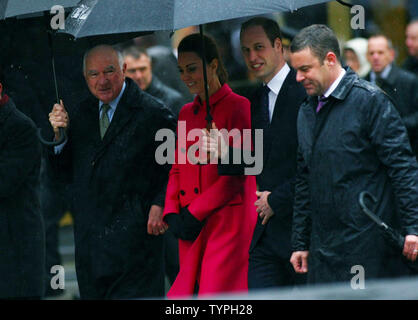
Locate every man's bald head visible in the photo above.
<box><xmin>83</xmin><ymin>45</ymin><xmax>127</xmax><ymax>104</ymax></box>
<box><xmin>83</xmin><ymin>45</ymin><xmax>124</xmax><ymax>76</ymax></box>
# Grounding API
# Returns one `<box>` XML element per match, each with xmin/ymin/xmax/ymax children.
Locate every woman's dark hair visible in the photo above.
<box><xmin>178</xmin><ymin>33</ymin><xmax>228</xmax><ymax>85</ymax></box>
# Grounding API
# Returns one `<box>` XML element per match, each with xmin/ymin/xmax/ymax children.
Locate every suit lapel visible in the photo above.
<box><xmin>263</xmin><ymin>70</ymin><xmax>295</xmax><ymax>162</ymax></box>
<box><xmin>92</xmin><ymin>81</ymin><xmax>140</xmax><ymax>163</ymax></box>
<box><xmin>101</xmin><ymin>101</ymin><xmax>133</xmax><ymax>148</ymax></box>
<box><xmin>85</xmin><ymin>99</ymin><xmax>102</xmax><ymax>143</ymax></box>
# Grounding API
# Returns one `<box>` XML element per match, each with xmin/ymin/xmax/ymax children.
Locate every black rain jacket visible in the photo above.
<box><xmin>292</xmin><ymin>69</ymin><xmax>418</xmax><ymax>284</ymax></box>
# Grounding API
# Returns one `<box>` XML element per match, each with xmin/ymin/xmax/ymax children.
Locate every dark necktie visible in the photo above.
<box><xmin>316</xmin><ymin>95</ymin><xmax>327</xmax><ymax>113</ymax></box>
<box><xmin>260</xmin><ymin>85</ymin><xmax>270</xmax><ymax>129</ymax></box>
<box><xmin>100</xmin><ymin>104</ymin><xmax>111</xmax><ymax>139</ymax></box>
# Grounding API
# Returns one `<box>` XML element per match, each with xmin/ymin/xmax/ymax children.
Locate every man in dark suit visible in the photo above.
<box><xmin>239</xmin><ymin>17</ymin><xmax>307</xmax><ymax>289</ymax></box>
<box><xmin>365</xmin><ymin>34</ymin><xmax>418</xmax><ymax>158</ymax></box>
<box><xmin>211</xmin><ymin>17</ymin><xmax>306</xmax><ymax>289</ymax></box>
<box><xmin>48</xmin><ymin>45</ymin><xmax>176</xmax><ymax>299</ymax></box>
<box><xmin>123</xmin><ymin>45</ymin><xmax>181</xmax><ymax>285</ymax></box>
<box><xmin>122</xmin><ymin>46</ymin><xmax>185</xmax><ymax>117</ymax></box>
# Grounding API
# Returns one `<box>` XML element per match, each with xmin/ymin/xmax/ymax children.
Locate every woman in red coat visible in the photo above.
<box><xmin>163</xmin><ymin>34</ymin><xmax>257</xmax><ymax>297</ymax></box>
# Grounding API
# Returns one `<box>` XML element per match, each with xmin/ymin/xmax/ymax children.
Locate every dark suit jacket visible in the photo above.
<box><xmin>402</xmin><ymin>56</ymin><xmax>418</xmax><ymax>76</ymax></box>
<box><xmin>365</xmin><ymin>65</ymin><xmax>418</xmax><ymax>155</ymax></box>
<box><xmin>50</xmin><ymin>78</ymin><xmax>176</xmax><ymax>299</ymax></box>
<box><xmin>249</xmin><ymin>68</ymin><xmax>306</xmax><ymax>260</ymax></box>
<box><xmin>146</xmin><ymin>76</ymin><xmax>186</xmax><ymax>118</ymax></box>
<box><xmin>0</xmin><ymin>97</ymin><xmax>44</xmax><ymax>298</ymax></box>
<box><xmin>219</xmin><ymin>68</ymin><xmax>306</xmax><ymax>260</ymax></box>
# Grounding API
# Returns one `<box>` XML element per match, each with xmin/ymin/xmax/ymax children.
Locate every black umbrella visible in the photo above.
<box><xmin>1</xmin><ymin>0</ymin><xmax>80</xmax><ymax>145</ymax></box>
<box><xmin>61</xmin><ymin>0</ymin><xmax>333</xmax><ymax>38</ymax></box>
<box><xmin>359</xmin><ymin>191</ymin><xmax>418</xmax><ymax>272</ymax></box>
<box><xmin>0</xmin><ymin>0</ymin><xmax>79</xmax><ymax>19</ymax></box>
<box><xmin>61</xmin><ymin>0</ymin><xmax>333</xmax><ymax>128</ymax></box>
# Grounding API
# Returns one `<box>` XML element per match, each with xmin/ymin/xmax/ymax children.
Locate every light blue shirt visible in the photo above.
<box><xmin>55</xmin><ymin>81</ymin><xmax>127</xmax><ymax>154</ymax></box>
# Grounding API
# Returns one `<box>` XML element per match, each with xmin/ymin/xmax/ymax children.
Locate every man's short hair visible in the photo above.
<box><xmin>122</xmin><ymin>46</ymin><xmax>149</xmax><ymax>61</ymax></box>
<box><xmin>240</xmin><ymin>17</ymin><xmax>282</xmax><ymax>47</ymax></box>
<box><xmin>368</xmin><ymin>34</ymin><xmax>394</xmax><ymax>50</ymax></box>
<box><xmin>290</xmin><ymin>24</ymin><xmax>341</xmax><ymax>64</ymax></box>
<box><xmin>82</xmin><ymin>45</ymin><xmax>124</xmax><ymax>75</ymax></box>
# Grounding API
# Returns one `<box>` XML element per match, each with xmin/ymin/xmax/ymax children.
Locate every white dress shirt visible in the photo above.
<box><xmin>265</xmin><ymin>63</ymin><xmax>291</xmax><ymax>122</ymax></box>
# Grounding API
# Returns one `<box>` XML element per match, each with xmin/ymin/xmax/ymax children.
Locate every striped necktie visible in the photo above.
<box><xmin>100</xmin><ymin>104</ymin><xmax>111</xmax><ymax>139</ymax></box>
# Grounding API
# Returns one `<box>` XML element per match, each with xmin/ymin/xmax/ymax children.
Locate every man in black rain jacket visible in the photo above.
<box><xmin>289</xmin><ymin>25</ymin><xmax>418</xmax><ymax>284</ymax></box>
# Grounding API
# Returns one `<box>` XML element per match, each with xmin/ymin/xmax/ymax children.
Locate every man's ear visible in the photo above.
<box><xmin>273</xmin><ymin>38</ymin><xmax>282</xmax><ymax>51</ymax></box>
<box><xmin>325</xmin><ymin>51</ymin><xmax>338</xmax><ymax>66</ymax></box>
<box><xmin>122</xmin><ymin>62</ymin><xmax>127</xmax><ymax>78</ymax></box>
<box><xmin>389</xmin><ymin>48</ymin><xmax>396</xmax><ymax>62</ymax></box>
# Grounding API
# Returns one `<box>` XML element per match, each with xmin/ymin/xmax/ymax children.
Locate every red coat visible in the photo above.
<box><xmin>163</xmin><ymin>84</ymin><xmax>257</xmax><ymax>297</ymax></box>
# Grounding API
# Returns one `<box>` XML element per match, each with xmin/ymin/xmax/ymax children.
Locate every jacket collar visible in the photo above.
<box><xmin>193</xmin><ymin>83</ymin><xmax>232</xmax><ymax>110</ymax></box>
<box><xmin>306</xmin><ymin>67</ymin><xmax>358</xmax><ymax>104</ymax></box>
<box><xmin>328</xmin><ymin>67</ymin><xmax>358</xmax><ymax>100</ymax></box>
<box><xmin>382</xmin><ymin>64</ymin><xmax>398</xmax><ymax>87</ymax></box>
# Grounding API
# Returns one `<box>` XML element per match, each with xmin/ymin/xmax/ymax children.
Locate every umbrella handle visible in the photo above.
<box><xmin>37</xmin><ymin>28</ymin><xmax>66</xmax><ymax>146</ymax></box>
<box><xmin>359</xmin><ymin>191</ymin><xmax>377</xmax><ymax>218</ymax></box>
<box><xmin>199</xmin><ymin>25</ymin><xmax>213</xmax><ymax>126</ymax></box>
<box><xmin>359</xmin><ymin>191</ymin><xmax>405</xmax><ymax>250</ymax></box>
<box><xmin>37</xmin><ymin>127</ymin><xmax>66</xmax><ymax>146</ymax></box>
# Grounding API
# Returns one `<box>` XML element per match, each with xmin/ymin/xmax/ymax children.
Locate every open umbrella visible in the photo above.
<box><xmin>1</xmin><ymin>0</ymin><xmax>81</xmax><ymax>145</ymax></box>
<box><xmin>61</xmin><ymin>0</ymin><xmax>333</xmax><ymax>38</ymax></box>
<box><xmin>0</xmin><ymin>0</ymin><xmax>79</xmax><ymax>19</ymax></box>
<box><xmin>61</xmin><ymin>0</ymin><xmax>336</xmax><ymax>127</ymax></box>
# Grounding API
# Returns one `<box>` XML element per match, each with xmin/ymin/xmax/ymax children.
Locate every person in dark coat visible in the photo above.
<box><xmin>0</xmin><ymin>73</ymin><xmax>45</xmax><ymax>299</ymax></box>
<box><xmin>403</xmin><ymin>19</ymin><xmax>418</xmax><ymax>75</ymax></box>
<box><xmin>48</xmin><ymin>45</ymin><xmax>176</xmax><ymax>299</ymax></box>
<box><xmin>212</xmin><ymin>17</ymin><xmax>307</xmax><ymax>288</ymax></box>
<box><xmin>289</xmin><ymin>24</ymin><xmax>418</xmax><ymax>285</ymax></box>
<box><xmin>122</xmin><ymin>45</ymin><xmax>182</xmax><ymax>285</ymax></box>
<box><xmin>239</xmin><ymin>18</ymin><xmax>307</xmax><ymax>289</ymax></box>
<box><xmin>365</xmin><ymin>34</ymin><xmax>418</xmax><ymax>158</ymax></box>
<box><xmin>122</xmin><ymin>46</ymin><xmax>186</xmax><ymax>117</ymax></box>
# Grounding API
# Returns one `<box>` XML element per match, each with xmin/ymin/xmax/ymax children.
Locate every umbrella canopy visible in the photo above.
<box><xmin>62</xmin><ymin>0</ymin><xmax>331</xmax><ymax>39</ymax></box>
<box><xmin>0</xmin><ymin>1</ymin><xmax>80</xmax><ymax>145</ymax></box>
<box><xmin>0</xmin><ymin>0</ymin><xmax>79</xmax><ymax>19</ymax></box>
<box><xmin>61</xmin><ymin>0</ymin><xmax>333</xmax><ymax>128</ymax></box>
<box><xmin>59</xmin><ymin>0</ymin><xmax>329</xmax><ymax>128</ymax></box>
